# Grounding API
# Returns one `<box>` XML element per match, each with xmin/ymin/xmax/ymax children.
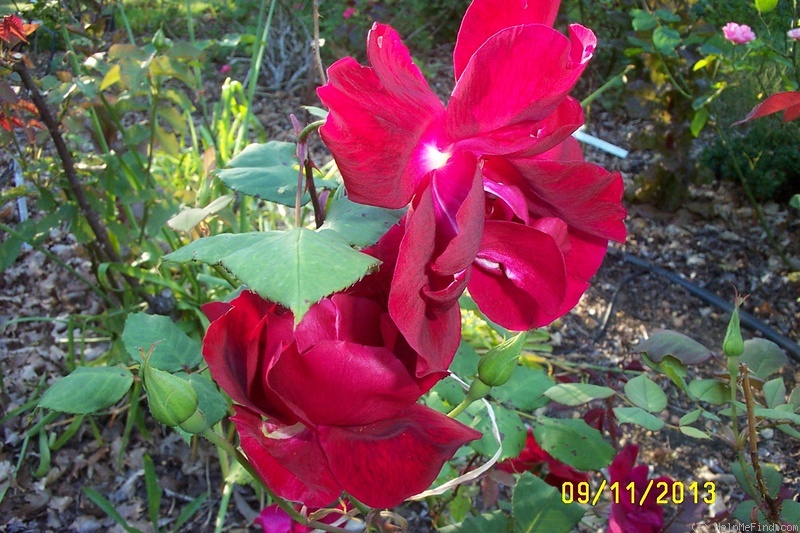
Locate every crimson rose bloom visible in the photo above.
<box><xmin>202</xmin><ymin>289</ymin><xmax>480</xmax><ymax>509</ymax></box>
<box><xmin>318</xmin><ymin>0</ymin><xmax>626</xmax><ymax>362</ymax></box>
<box><xmin>607</xmin><ymin>444</ymin><xmax>673</xmax><ymax>533</ymax></box>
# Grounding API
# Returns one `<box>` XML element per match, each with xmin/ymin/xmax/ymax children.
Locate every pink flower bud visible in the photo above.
<box><xmin>220</xmin><ymin>64</ymin><xmax>232</xmax><ymax>75</ymax></box>
<box><xmin>342</xmin><ymin>7</ymin><xmax>355</xmax><ymax>19</ymax></box>
<box><xmin>722</xmin><ymin>22</ymin><xmax>756</xmax><ymax>44</ymax></box>
<box><xmin>788</xmin><ymin>28</ymin><xmax>800</xmax><ymax>41</ymax></box>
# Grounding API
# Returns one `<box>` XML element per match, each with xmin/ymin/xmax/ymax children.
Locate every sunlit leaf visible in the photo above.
<box><xmin>624</xmin><ymin>374</ymin><xmax>668</xmax><ymax>412</ymax></box>
<box><xmin>613</xmin><ymin>406</ymin><xmax>665</xmax><ymax>431</ymax></box>
<box><xmin>544</xmin><ymin>383</ymin><xmax>616</xmax><ymax>406</ymax></box>
<box><xmin>532</xmin><ymin>417</ymin><xmax>614</xmax><ymax>471</ymax></box>
<box><xmin>39</xmin><ymin>366</ymin><xmax>133</xmax><ymax>414</ymax></box>
<box><xmin>512</xmin><ymin>472</ymin><xmax>585</xmax><ymax>533</ymax></box>
<box><xmin>634</xmin><ymin>329</ymin><xmax>711</xmax><ymax>365</ymax></box>
<box><xmin>164</xmin><ymin>228</ymin><xmax>380</xmax><ymax>323</ymax></box>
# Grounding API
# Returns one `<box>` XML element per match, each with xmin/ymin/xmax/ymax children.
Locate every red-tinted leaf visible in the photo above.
<box><xmin>734</xmin><ymin>91</ymin><xmax>800</xmax><ymax>124</ymax></box>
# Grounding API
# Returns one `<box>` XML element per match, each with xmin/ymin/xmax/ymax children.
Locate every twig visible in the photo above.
<box><xmin>312</xmin><ymin>0</ymin><xmax>326</xmax><ymax>85</ymax></box>
<box><xmin>13</xmin><ymin>61</ymin><xmax>120</xmax><ymax>268</ymax></box>
<box><xmin>741</xmin><ymin>365</ymin><xmax>782</xmax><ymax>523</ymax></box>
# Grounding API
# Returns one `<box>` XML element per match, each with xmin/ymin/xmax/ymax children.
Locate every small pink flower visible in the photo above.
<box><xmin>723</xmin><ymin>22</ymin><xmax>756</xmax><ymax>44</ymax></box>
<box><xmin>788</xmin><ymin>28</ymin><xmax>800</xmax><ymax>41</ymax></box>
<box><xmin>342</xmin><ymin>7</ymin><xmax>356</xmax><ymax>19</ymax></box>
<box><xmin>220</xmin><ymin>64</ymin><xmax>232</xmax><ymax>75</ymax></box>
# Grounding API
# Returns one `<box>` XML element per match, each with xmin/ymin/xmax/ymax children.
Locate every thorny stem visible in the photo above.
<box><xmin>741</xmin><ymin>365</ymin><xmax>782</xmax><ymax>523</ymax></box>
<box><xmin>305</xmin><ymin>159</ymin><xmax>324</xmax><ymax>228</ymax></box>
<box><xmin>200</xmin><ymin>429</ymin><xmax>352</xmax><ymax>532</ymax></box>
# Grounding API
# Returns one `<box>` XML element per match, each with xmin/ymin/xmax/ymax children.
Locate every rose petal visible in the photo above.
<box><xmin>505</xmin><ymin>158</ymin><xmax>627</xmax><ymax>242</ymax></box>
<box><xmin>454</xmin><ymin>0</ymin><xmax>562</xmax><ymax>80</ymax></box>
<box><xmin>267</xmin><ymin>340</ymin><xmax>422</xmax><ymax>427</ymax></box>
<box><xmin>232</xmin><ymin>406</ymin><xmax>341</xmax><ymax>507</ymax></box>
<box><xmin>448</xmin><ymin>24</ymin><xmax>595</xmax><ymax>143</ymax></box>
<box><xmin>317</xmin><ymin>404</ymin><xmax>481</xmax><ymax>508</ymax></box>
<box><xmin>469</xmin><ymin>221</ymin><xmax>568</xmax><ymax>330</ymax></box>
<box><xmin>389</xmin><ymin>189</ymin><xmax>463</xmax><ymax>375</ymax></box>
<box><xmin>428</xmin><ymin>151</ymin><xmax>485</xmax><ymax>274</ymax></box>
<box><xmin>318</xmin><ymin>23</ymin><xmax>444</xmax><ymax>208</ymax></box>
<box><xmin>202</xmin><ymin>292</ymin><xmax>295</xmax><ymax>419</ymax></box>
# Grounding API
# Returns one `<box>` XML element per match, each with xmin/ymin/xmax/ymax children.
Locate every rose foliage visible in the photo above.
<box><xmin>201</xmin><ymin>0</ymin><xmax>626</xmax><ymax>512</ymax></box>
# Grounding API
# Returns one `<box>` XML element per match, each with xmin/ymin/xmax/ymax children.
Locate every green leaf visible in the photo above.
<box><xmin>491</xmin><ymin>367</ymin><xmax>555</xmax><ymax>411</ymax></box>
<box><xmin>679</xmin><ymin>426</ymin><xmax>711</xmax><ymax>440</ymax></box>
<box><xmin>449</xmin><ymin>342</ymin><xmax>481</xmax><ymax>381</ymax></box>
<box><xmin>631</xmin><ymin>9</ymin><xmax>658</xmax><ymax>31</ymax></box>
<box><xmin>654</xmin><ymin>8</ymin><xmax>681</xmax><ymax>22</ymax></box>
<box><xmin>122</xmin><ymin>313</ymin><xmax>202</xmax><ymax>372</ymax></box>
<box><xmin>167</xmin><ymin>194</ymin><xmax>234</xmax><ymax>232</ymax></box>
<box><xmin>679</xmin><ymin>408</ymin><xmax>702</xmax><ymax>426</ymax></box>
<box><xmin>790</xmin><ymin>194</ymin><xmax>800</xmax><ymax>211</ymax></box>
<box><xmin>755</xmin><ymin>0</ymin><xmax>778</xmax><ymax>13</ymax></box>
<box><xmin>691</xmin><ymin>108</ymin><xmax>709</xmax><ymax>137</ymax></box>
<box><xmin>782</xmin><ymin>499</ymin><xmax>800</xmax><ymax>526</ymax></box>
<box><xmin>164</xmin><ymin>229</ymin><xmax>380</xmax><ymax>323</ymax></box>
<box><xmin>789</xmin><ymin>385</ymin><xmax>800</xmax><ymax>411</ymax></box>
<box><xmin>731</xmin><ymin>461</ymin><xmax>782</xmax><ymax>500</ymax></box>
<box><xmin>531</xmin><ymin>417</ymin><xmax>614</xmax><ymax>471</ymax></box>
<box><xmin>512</xmin><ymin>472</ymin><xmax>585</xmax><ymax>533</ymax></box>
<box><xmin>752</xmin><ymin>407</ymin><xmax>800</xmax><ymax>425</ymax></box>
<box><xmin>216</xmin><ymin>141</ymin><xmax>332</xmax><ymax>206</ymax></box>
<box><xmin>143</xmin><ymin>454</ymin><xmax>163</xmax><ymax>529</ymax></box>
<box><xmin>687</xmin><ymin>379</ymin><xmax>729</xmax><ymax>405</ymax></box>
<box><xmin>319</xmin><ymin>196</ymin><xmax>405</xmax><ymax>247</ymax></box>
<box><xmin>613</xmin><ymin>406</ymin><xmax>665</xmax><ymax>431</ymax></box>
<box><xmin>39</xmin><ymin>366</ymin><xmax>133</xmax><ymax>414</ymax></box>
<box><xmin>186</xmin><ymin>373</ymin><xmax>229</xmax><ymax>427</ymax></box>
<box><xmin>652</xmin><ymin>26</ymin><xmax>681</xmax><ymax>55</ymax></box>
<box><xmin>739</xmin><ymin>339</ymin><xmax>788</xmax><ymax>379</ymax></box>
<box><xmin>466</xmin><ymin>404</ymin><xmax>527</xmax><ymax>461</ymax></box>
<box><xmin>172</xmin><ymin>493</ymin><xmax>209</xmax><ymax>533</ymax></box>
<box><xmin>83</xmin><ymin>487</ymin><xmax>142</xmax><ymax>533</ymax></box>
<box><xmin>544</xmin><ymin>383</ymin><xmax>616</xmax><ymax>406</ymax></box>
<box><xmin>448</xmin><ymin>492</ymin><xmax>472</xmax><ymax>524</ymax></box>
<box><xmin>439</xmin><ymin>511</ymin><xmax>509</xmax><ymax>533</ymax></box>
<box><xmin>634</xmin><ymin>330</ymin><xmax>711</xmax><ymax>364</ymax></box>
<box><xmin>763</xmin><ymin>378</ymin><xmax>786</xmax><ymax>409</ymax></box>
<box><xmin>624</xmin><ymin>374</ymin><xmax>668</xmax><ymax>413</ymax></box>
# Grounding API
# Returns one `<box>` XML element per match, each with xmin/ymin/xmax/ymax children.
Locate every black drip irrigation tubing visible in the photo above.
<box><xmin>602</xmin><ymin>249</ymin><xmax>800</xmax><ymax>364</ymax></box>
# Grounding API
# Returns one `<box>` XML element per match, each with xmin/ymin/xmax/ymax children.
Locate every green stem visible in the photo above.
<box><xmin>116</xmin><ymin>0</ymin><xmax>136</xmax><ymax>45</ymax></box>
<box><xmin>200</xmin><ymin>429</ymin><xmax>352</xmax><ymax>532</ymax></box>
<box><xmin>298</xmin><ymin>120</ymin><xmax>326</xmax><ymax>143</ymax></box>
<box><xmin>234</xmin><ymin>0</ymin><xmax>277</xmax><ymax>154</ymax></box>
<box><xmin>214</xmin><ymin>480</ymin><xmax>234</xmax><ymax>533</ymax></box>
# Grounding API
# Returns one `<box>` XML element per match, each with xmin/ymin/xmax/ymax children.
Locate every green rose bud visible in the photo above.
<box><xmin>723</xmin><ymin>300</ymin><xmax>745</xmax><ymax>358</ymax></box>
<box><xmin>142</xmin><ymin>362</ymin><xmax>199</xmax><ymax>427</ymax></box>
<box><xmin>754</xmin><ymin>0</ymin><xmax>778</xmax><ymax>13</ymax></box>
<box><xmin>477</xmin><ymin>331</ymin><xmax>529</xmax><ymax>387</ymax></box>
<box><xmin>179</xmin><ymin>408</ymin><xmax>209</xmax><ymax>434</ymax></box>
